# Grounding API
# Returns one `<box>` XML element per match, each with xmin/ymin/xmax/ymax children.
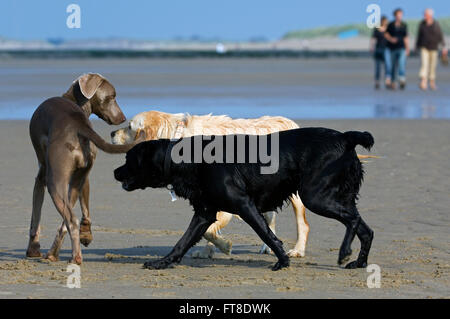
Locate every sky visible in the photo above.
<box><xmin>2</xmin><ymin>0</ymin><xmax>450</xmax><ymax>41</ymax></box>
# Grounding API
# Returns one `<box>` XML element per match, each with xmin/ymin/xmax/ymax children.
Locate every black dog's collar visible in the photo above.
<box><xmin>163</xmin><ymin>141</ymin><xmax>175</xmax><ymax>188</ymax></box>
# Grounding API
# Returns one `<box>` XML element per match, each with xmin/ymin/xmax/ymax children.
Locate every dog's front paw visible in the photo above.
<box><xmin>143</xmin><ymin>259</ymin><xmax>173</xmax><ymax>270</ymax></box>
<box><xmin>217</xmin><ymin>240</ymin><xmax>232</xmax><ymax>255</ymax></box>
<box><xmin>345</xmin><ymin>260</ymin><xmax>367</xmax><ymax>269</ymax></box>
<box><xmin>271</xmin><ymin>259</ymin><xmax>290</xmax><ymax>271</ymax></box>
<box><xmin>338</xmin><ymin>249</ymin><xmax>352</xmax><ymax>265</ymax></box>
<box><xmin>44</xmin><ymin>253</ymin><xmax>59</xmax><ymax>262</ymax></box>
<box><xmin>80</xmin><ymin>232</ymin><xmax>93</xmax><ymax>247</ymax></box>
<box><xmin>26</xmin><ymin>242</ymin><xmax>42</xmax><ymax>258</ymax></box>
<box><xmin>259</xmin><ymin>244</ymin><xmax>272</xmax><ymax>255</ymax></box>
<box><xmin>191</xmin><ymin>245</ymin><xmax>215</xmax><ymax>259</ymax></box>
<box><xmin>79</xmin><ymin>219</ymin><xmax>93</xmax><ymax>247</ymax></box>
<box><xmin>287</xmin><ymin>249</ymin><xmax>305</xmax><ymax>258</ymax></box>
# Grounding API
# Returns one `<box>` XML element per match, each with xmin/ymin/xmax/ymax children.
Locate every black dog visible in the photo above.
<box><xmin>114</xmin><ymin>128</ymin><xmax>374</xmax><ymax>271</ymax></box>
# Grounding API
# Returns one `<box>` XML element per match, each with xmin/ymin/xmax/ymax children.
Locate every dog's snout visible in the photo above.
<box><xmin>111</xmin><ymin>130</ymin><xmax>116</xmax><ymax>138</ymax></box>
<box><xmin>114</xmin><ymin>167</ymin><xmax>123</xmax><ymax>182</ymax></box>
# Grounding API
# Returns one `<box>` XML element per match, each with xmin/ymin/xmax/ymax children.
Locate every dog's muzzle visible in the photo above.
<box><xmin>114</xmin><ymin>166</ymin><xmax>125</xmax><ymax>182</ymax></box>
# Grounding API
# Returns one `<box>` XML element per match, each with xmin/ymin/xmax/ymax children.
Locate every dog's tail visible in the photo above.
<box><xmin>343</xmin><ymin>131</ymin><xmax>374</xmax><ymax>151</ymax></box>
<box><xmin>78</xmin><ymin>125</ymin><xmax>144</xmax><ymax>154</ymax></box>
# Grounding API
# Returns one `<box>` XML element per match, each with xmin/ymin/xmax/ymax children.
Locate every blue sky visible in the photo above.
<box><xmin>2</xmin><ymin>0</ymin><xmax>449</xmax><ymax>41</ymax></box>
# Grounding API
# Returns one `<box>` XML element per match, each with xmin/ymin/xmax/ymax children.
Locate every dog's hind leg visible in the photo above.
<box><xmin>259</xmin><ymin>211</ymin><xmax>276</xmax><ymax>254</ymax></box>
<box><xmin>237</xmin><ymin>199</ymin><xmax>289</xmax><ymax>271</ymax></box>
<box><xmin>144</xmin><ymin>208</ymin><xmax>216</xmax><ymax>270</ymax></box>
<box><xmin>45</xmin><ymin>221</ymin><xmax>68</xmax><ymax>262</ymax></box>
<box><xmin>46</xmin><ymin>160</ymin><xmax>83</xmax><ymax>264</ymax></box>
<box><xmin>287</xmin><ymin>193</ymin><xmax>310</xmax><ymax>258</ymax></box>
<box><xmin>45</xmin><ymin>183</ymin><xmax>79</xmax><ymax>261</ymax></box>
<box><xmin>345</xmin><ymin>217</ymin><xmax>373</xmax><ymax>269</ymax></box>
<box><xmin>337</xmin><ymin>207</ymin><xmax>361</xmax><ymax>266</ymax></box>
<box><xmin>79</xmin><ymin>178</ymin><xmax>93</xmax><ymax>247</ymax></box>
<box><xmin>301</xmin><ymin>190</ymin><xmax>369</xmax><ymax>267</ymax></box>
<box><xmin>26</xmin><ymin>165</ymin><xmax>46</xmax><ymax>258</ymax></box>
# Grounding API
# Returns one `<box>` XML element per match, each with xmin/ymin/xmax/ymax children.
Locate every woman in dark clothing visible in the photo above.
<box><xmin>370</xmin><ymin>16</ymin><xmax>388</xmax><ymax>89</ymax></box>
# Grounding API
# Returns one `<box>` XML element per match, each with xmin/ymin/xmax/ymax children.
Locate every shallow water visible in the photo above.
<box><xmin>1</xmin><ymin>57</ymin><xmax>449</xmax><ymax>120</ymax></box>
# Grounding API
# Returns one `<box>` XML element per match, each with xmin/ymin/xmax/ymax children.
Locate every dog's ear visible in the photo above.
<box><xmin>78</xmin><ymin>73</ymin><xmax>104</xmax><ymax>99</ymax></box>
<box><xmin>135</xmin><ymin>126</ymin><xmax>156</xmax><ymax>141</ymax></box>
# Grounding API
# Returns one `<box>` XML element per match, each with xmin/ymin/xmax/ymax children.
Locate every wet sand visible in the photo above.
<box><xmin>1</xmin><ymin>57</ymin><xmax>450</xmax><ymax>119</ymax></box>
<box><xmin>0</xmin><ymin>119</ymin><xmax>449</xmax><ymax>298</ymax></box>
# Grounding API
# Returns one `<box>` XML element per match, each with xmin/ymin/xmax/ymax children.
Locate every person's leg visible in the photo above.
<box><xmin>419</xmin><ymin>48</ymin><xmax>429</xmax><ymax>90</ymax></box>
<box><xmin>398</xmin><ymin>49</ymin><xmax>407</xmax><ymax>89</ymax></box>
<box><xmin>429</xmin><ymin>50</ymin><xmax>438</xmax><ymax>90</ymax></box>
<box><xmin>374</xmin><ymin>57</ymin><xmax>381</xmax><ymax>89</ymax></box>
<box><xmin>384</xmin><ymin>48</ymin><xmax>393</xmax><ymax>87</ymax></box>
<box><xmin>391</xmin><ymin>49</ymin><xmax>399</xmax><ymax>87</ymax></box>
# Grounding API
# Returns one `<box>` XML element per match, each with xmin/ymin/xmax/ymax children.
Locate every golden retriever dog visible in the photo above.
<box><xmin>111</xmin><ymin>110</ymin><xmax>310</xmax><ymax>259</ymax></box>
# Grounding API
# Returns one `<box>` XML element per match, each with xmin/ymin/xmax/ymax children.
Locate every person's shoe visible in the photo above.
<box><xmin>419</xmin><ymin>78</ymin><xmax>428</xmax><ymax>91</ymax></box>
<box><xmin>429</xmin><ymin>80</ymin><xmax>437</xmax><ymax>91</ymax></box>
<box><xmin>390</xmin><ymin>82</ymin><xmax>397</xmax><ymax>90</ymax></box>
<box><xmin>375</xmin><ymin>82</ymin><xmax>380</xmax><ymax>90</ymax></box>
<box><xmin>399</xmin><ymin>81</ymin><xmax>406</xmax><ymax>90</ymax></box>
<box><xmin>385</xmin><ymin>79</ymin><xmax>392</xmax><ymax>89</ymax></box>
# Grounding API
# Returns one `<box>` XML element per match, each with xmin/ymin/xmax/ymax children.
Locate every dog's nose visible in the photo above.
<box><xmin>110</xmin><ymin>131</ymin><xmax>116</xmax><ymax>138</ymax></box>
<box><xmin>117</xmin><ymin>113</ymin><xmax>126</xmax><ymax>124</ymax></box>
<box><xmin>114</xmin><ymin>167</ymin><xmax>125</xmax><ymax>182</ymax></box>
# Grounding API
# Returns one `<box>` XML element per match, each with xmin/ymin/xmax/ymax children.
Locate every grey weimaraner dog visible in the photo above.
<box><xmin>27</xmin><ymin>73</ymin><xmax>141</xmax><ymax>264</ymax></box>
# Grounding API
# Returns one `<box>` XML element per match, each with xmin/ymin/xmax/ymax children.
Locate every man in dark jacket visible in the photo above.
<box><xmin>416</xmin><ymin>8</ymin><xmax>448</xmax><ymax>90</ymax></box>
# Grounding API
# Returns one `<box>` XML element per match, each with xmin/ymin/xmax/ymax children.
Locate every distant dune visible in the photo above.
<box><xmin>1</xmin><ymin>17</ymin><xmax>448</xmax><ymax>55</ymax></box>
<box><xmin>283</xmin><ymin>17</ymin><xmax>450</xmax><ymax>39</ymax></box>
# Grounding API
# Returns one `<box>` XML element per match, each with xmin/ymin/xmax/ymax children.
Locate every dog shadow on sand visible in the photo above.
<box><xmin>0</xmin><ymin>246</ymin><xmax>339</xmax><ymax>271</ymax></box>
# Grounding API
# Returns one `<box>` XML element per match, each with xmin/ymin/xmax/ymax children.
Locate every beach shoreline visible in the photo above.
<box><xmin>1</xmin><ymin>57</ymin><xmax>449</xmax><ymax>120</ymax></box>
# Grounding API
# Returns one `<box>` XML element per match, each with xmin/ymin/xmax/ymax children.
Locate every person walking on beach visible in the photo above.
<box><xmin>370</xmin><ymin>16</ymin><xmax>389</xmax><ymax>89</ymax></box>
<box><xmin>416</xmin><ymin>8</ymin><xmax>447</xmax><ymax>91</ymax></box>
<box><xmin>384</xmin><ymin>8</ymin><xmax>410</xmax><ymax>90</ymax></box>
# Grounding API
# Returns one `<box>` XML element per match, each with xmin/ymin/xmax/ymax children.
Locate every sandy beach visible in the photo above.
<box><xmin>0</xmin><ymin>119</ymin><xmax>449</xmax><ymax>299</ymax></box>
<box><xmin>3</xmin><ymin>0</ymin><xmax>450</xmax><ymax>303</ymax></box>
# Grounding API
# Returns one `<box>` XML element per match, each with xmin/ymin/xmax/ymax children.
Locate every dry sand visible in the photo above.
<box><xmin>0</xmin><ymin>119</ymin><xmax>449</xmax><ymax>299</ymax></box>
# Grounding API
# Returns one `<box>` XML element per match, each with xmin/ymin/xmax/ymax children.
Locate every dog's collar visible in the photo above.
<box><xmin>165</xmin><ymin>114</ymin><xmax>187</xmax><ymax>189</ymax></box>
<box><xmin>163</xmin><ymin>141</ymin><xmax>175</xmax><ymax>187</ymax></box>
